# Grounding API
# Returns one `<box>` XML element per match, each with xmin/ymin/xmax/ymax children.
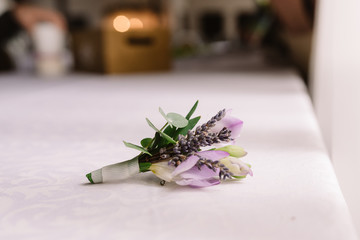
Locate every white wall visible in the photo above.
<box><xmin>311</xmin><ymin>0</ymin><xmax>360</xmax><ymax>235</ymax></box>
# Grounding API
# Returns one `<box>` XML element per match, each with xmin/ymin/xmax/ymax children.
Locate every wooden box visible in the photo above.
<box><xmin>72</xmin><ymin>10</ymin><xmax>171</xmax><ymax>74</ymax></box>
<box><xmin>103</xmin><ymin>29</ymin><xmax>171</xmax><ymax>73</ymax></box>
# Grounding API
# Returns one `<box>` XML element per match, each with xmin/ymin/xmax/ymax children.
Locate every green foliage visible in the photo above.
<box><xmin>123</xmin><ymin>141</ymin><xmax>152</xmax><ymax>156</ymax></box>
<box><xmin>176</xmin><ymin>116</ymin><xmax>201</xmax><ymax>137</ymax></box>
<box><xmin>146</xmin><ymin>118</ymin><xmax>160</xmax><ymax>132</ymax></box>
<box><xmin>139</xmin><ymin>162</ymin><xmax>152</xmax><ymax>172</ymax></box>
<box><xmin>159</xmin><ymin>107</ymin><xmax>188</xmax><ymax>128</ymax></box>
<box><xmin>185</xmin><ymin>100</ymin><xmax>199</xmax><ymax>120</ymax></box>
<box><xmin>159</xmin><ymin>131</ymin><xmax>177</xmax><ymax>144</ymax></box>
<box><xmin>156</xmin><ymin>116</ymin><xmax>200</xmax><ymax>148</ymax></box>
<box><xmin>140</xmin><ymin>101</ymin><xmax>201</xmax><ymax>154</ymax></box>
<box><xmin>140</xmin><ymin>138</ymin><xmax>152</xmax><ymax>148</ymax></box>
<box><xmin>150</xmin><ymin>132</ymin><xmax>161</xmax><ymax>149</ymax></box>
<box><xmin>166</xmin><ymin>112</ymin><xmax>188</xmax><ymax>128</ymax></box>
<box><xmin>146</xmin><ymin>118</ymin><xmax>176</xmax><ymax>144</ymax></box>
<box><xmin>159</xmin><ymin>107</ymin><xmax>170</xmax><ymax>126</ymax></box>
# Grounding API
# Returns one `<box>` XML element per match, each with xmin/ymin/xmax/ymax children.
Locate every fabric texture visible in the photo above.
<box><xmin>0</xmin><ymin>72</ymin><xmax>357</xmax><ymax>240</ymax></box>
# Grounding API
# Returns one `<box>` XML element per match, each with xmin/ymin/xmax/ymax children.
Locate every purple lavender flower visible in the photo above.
<box><xmin>150</xmin><ymin>150</ymin><xmax>230</xmax><ymax>188</ymax></box>
<box><xmin>209</xmin><ymin>109</ymin><xmax>243</xmax><ymax>139</ymax></box>
<box><xmin>170</xmin><ymin>109</ymin><xmax>243</xmax><ymax>166</ymax></box>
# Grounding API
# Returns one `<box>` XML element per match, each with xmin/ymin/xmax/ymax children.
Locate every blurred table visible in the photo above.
<box><xmin>0</xmin><ymin>72</ymin><xmax>357</xmax><ymax>240</ymax></box>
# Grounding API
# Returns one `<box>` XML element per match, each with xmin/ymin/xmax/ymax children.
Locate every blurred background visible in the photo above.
<box><xmin>1</xmin><ymin>0</ymin><xmax>359</xmax><ymax>236</ymax></box>
<box><xmin>0</xmin><ymin>0</ymin><xmax>314</xmax><ymax>82</ymax></box>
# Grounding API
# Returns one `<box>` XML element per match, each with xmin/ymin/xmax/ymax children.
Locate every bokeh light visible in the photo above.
<box><xmin>130</xmin><ymin>18</ymin><xmax>144</xmax><ymax>29</ymax></box>
<box><xmin>113</xmin><ymin>15</ymin><xmax>130</xmax><ymax>32</ymax></box>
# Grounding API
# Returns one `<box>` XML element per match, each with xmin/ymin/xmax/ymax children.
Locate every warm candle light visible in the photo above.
<box><xmin>113</xmin><ymin>15</ymin><xmax>130</xmax><ymax>32</ymax></box>
<box><xmin>130</xmin><ymin>18</ymin><xmax>144</xmax><ymax>29</ymax></box>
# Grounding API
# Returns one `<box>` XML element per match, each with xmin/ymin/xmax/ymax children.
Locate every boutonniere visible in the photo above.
<box><xmin>86</xmin><ymin>101</ymin><xmax>252</xmax><ymax>188</ymax></box>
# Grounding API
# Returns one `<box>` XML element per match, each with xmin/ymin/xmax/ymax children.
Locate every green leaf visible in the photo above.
<box><xmin>86</xmin><ymin>173</ymin><xmax>94</xmax><ymax>184</ymax></box>
<box><xmin>159</xmin><ymin>107</ymin><xmax>188</xmax><ymax>128</ymax></box>
<box><xmin>176</xmin><ymin>116</ymin><xmax>201</xmax><ymax>138</ymax></box>
<box><xmin>159</xmin><ymin>126</ymin><xmax>177</xmax><ymax>144</ymax></box>
<box><xmin>159</xmin><ymin>107</ymin><xmax>172</xmax><ymax>127</ymax></box>
<box><xmin>167</xmin><ymin>112</ymin><xmax>188</xmax><ymax>128</ymax></box>
<box><xmin>164</xmin><ymin>125</ymin><xmax>176</xmax><ymax>138</ymax></box>
<box><xmin>140</xmin><ymin>138</ymin><xmax>152</xmax><ymax>148</ymax></box>
<box><xmin>156</xmin><ymin>116</ymin><xmax>200</xmax><ymax>148</ymax></box>
<box><xmin>139</xmin><ymin>162</ymin><xmax>152</xmax><ymax>172</ymax></box>
<box><xmin>159</xmin><ymin>131</ymin><xmax>176</xmax><ymax>144</ymax></box>
<box><xmin>146</xmin><ymin>118</ymin><xmax>159</xmax><ymax>132</ymax></box>
<box><xmin>150</xmin><ymin>132</ymin><xmax>161</xmax><ymax>149</ymax></box>
<box><xmin>146</xmin><ymin>118</ymin><xmax>176</xmax><ymax>144</ymax></box>
<box><xmin>185</xmin><ymin>100</ymin><xmax>199</xmax><ymax>120</ymax></box>
<box><xmin>158</xmin><ymin>125</ymin><xmax>177</xmax><ymax>148</ymax></box>
<box><xmin>123</xmin><ymin>141</ymin><xmax>152</xmax><ymax>156</ymax></box>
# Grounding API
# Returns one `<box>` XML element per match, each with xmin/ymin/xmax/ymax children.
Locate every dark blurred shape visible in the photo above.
<box><xmin>237</xmin><ymin>4</ymin><xmax>273</xmax><ymax>48</ymax></box>
<box><xmin>0</xmin><ymin>49</ymin><xmax>15</xmax><ymax>71</ymax></box>
<box><xmin>0</xmin><ymin>10</ymin><xmax>22</xmax><ymax>71</ymax></box>
<box><xmin>237</xmin><ymin>13</ymin><xmax>258</xmax><ymax>46</ymax></box>
<box><xmin>200</xmin><ymin>12</ymin><xmax>224</xmax><ymax>42</ymax></box>
<box><xmin>0</xmin><ymin>11</ymin><xmax>22</xmax><ymax>46</ymax></box>
<box><xmin>67</xmin><ymin>16</ymin><xmax>89</xmax><ymax>32</ymax></box>
<box><xmin>271</xmin><ymin>0</ymin><xmax>312</xmax><ymax>33</ymax></box>
<box><xmin>270</xmin><ymin>0</ymin><xmax>316</xmax><ymax>83</ymax></box>
<box><xmin>72</xmin><ymin>29</ymin><xmax>104</xmax><ymax>73</ymax></box>
<box><xmin>128</xmin><ymin>36</ymin><xmax>153</xmax><ymax>45</ymax></box>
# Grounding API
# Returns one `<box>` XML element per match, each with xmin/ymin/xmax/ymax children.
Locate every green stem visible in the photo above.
<box><xmin>139</xmin><ymin>145</ymin><xmax>179</xmax><ymax>163</ymax></box>
<box><xmin>145</xmin><ymin>122</ymin><xmax>169</xmax><ymax>149</ymax></box>
<box><xmin>159</xmin><ymin>122</ymin><xmax>168</xmax><ymax>131</ymax></box>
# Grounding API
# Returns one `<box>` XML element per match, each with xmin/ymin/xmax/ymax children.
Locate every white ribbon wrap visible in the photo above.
<box><xmin>87</xmin><ymin>157</ymin><xmax>139</xmax><ymax>183</ymax></box>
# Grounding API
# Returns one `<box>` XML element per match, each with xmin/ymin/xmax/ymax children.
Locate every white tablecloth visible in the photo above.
<box><xmin>0</xmin><ymin>72</ymin><xmax>357</xmax><ymax>240</ymax></box>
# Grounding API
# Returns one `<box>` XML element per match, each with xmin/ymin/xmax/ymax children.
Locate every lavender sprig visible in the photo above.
<box><xmin>170</xmin><ymin>109</ymin><xmax>233</xmax><ymax>166</ymax></box>
<box><xmin>140</xmin><ymin>109</ymin><xmax>233</xmax><ymax>166</ymax></box>
<box><xmin>195</xmin><ymin>156</ymin><xmax>234</xmax><ymax>180</ymax></box>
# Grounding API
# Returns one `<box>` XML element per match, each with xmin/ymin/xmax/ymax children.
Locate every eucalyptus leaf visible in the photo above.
<box><xmin>157</xmin><ymin>116</ymin><xmax>200</xmax><ymax>147</ymax></box>
<box><xmin>146</xmin><ymin>118</ymin><xmax>176</xmax><ymax>144</ymax></box>
<box><xmin>176</xmin><ymin>116</ymin><xmax>201</xmax><ymax>138</ymax></box>
<box><xmin>159</xmin><ymin>107</ymin><xmax>172</xmax><ymax>127</ymax></box>
<box><xmin>146</xmin><ymin>118</ymin><xmax>159</xmax><ymax>132</ymax></box>
<box><xmin>185</xmin><ymin>100</ymin><xmax>199</xmax><ymax>120</ymax></box>
<box><xmin>123</xmin><ymin>141</ymin><xmax>152</xmax><ymax>156</ymax></box>
<box><xmin>167</xmin><ymin>112</ymin><xmax>188</xmax><ymax>128</ymax></box>
<box><xmin>140</xmin><ymin>138</ymin><xmax>152</xmax><ymax>148</ymax></box>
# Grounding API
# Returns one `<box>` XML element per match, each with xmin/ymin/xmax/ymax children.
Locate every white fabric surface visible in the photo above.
<box><xmin>0</xmin><ymin>72</ymin><xmax>357</xmax><ymax>240</ymax></box>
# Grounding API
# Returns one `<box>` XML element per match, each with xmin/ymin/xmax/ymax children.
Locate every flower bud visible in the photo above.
<box><xmin>216</xmin><ymin>145</ymin><xmax>247</xmax><ymax>158</ymax></box>
<box><xmin>220</xmin><ymin>156</ymin><xmax>253</xmax><ymax>177</ymax></box>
